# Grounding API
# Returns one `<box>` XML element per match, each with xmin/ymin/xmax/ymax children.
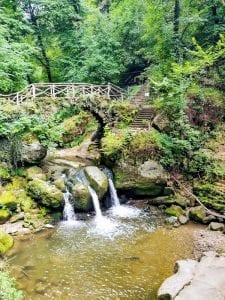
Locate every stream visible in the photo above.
<box><xmin>8</xmin><ymin>206</ymin><xmax>200</xmax><ymax>300</ymax></box>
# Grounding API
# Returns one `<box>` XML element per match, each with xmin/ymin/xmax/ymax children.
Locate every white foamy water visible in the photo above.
<box><xmin>63</xmin><ymin>190</ymin><xmax>76</xmax><ymax>222</ymax></box>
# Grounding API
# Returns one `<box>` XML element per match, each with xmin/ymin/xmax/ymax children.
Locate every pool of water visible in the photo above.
<box><xmin>9</xmin><ymin>205</ymin><xmax>198</xmax><ymax>300</ymax></box>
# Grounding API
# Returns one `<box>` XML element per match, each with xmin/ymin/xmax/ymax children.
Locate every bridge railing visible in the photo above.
<box><xmin>0</xmin><ymin>83</ymin><xmax>127</xmax><ymax>105</ymax></box>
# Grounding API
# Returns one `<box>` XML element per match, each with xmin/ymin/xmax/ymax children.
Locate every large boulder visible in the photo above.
<box><xmin>114</xmin><ymin>160</ymin><xmax>167</xmax><ymax>196</ymax></box>
<box><xmin>158</xmin><ymin>252</ymin><xmax>225</xmax><ymax>300</ymax></box>
<box><xmin>84</xmin><ymin>166</ymin><xmax>108</xmax><ymax>199</ymax></box>
<box><xmin>71</xmin><ymin>183</ymin><xmax>92</xmax><ymax>212</ymax></box>
<box><xmin>0</xmin><ymin>229</ymin><xmax>14</xmax><ymax>255</ymax></box>
<box><xmin>27</xmin><ymin>179</ymin><xmax>63</xmax><ymax>208</ymax></box>
<box><xmin>165</xmin><ymin>205</ymin><xmax>185</xmax><ymax>217</ymax></box>
<box><xmin>189</xmin><ymin>206</ymin><xmax>206</xmax><ymax>223</ymax></box>
<box><xmin>21</xmin><ymin>134</ymin><xmax>47</xmax><ymax>164</ymax></box>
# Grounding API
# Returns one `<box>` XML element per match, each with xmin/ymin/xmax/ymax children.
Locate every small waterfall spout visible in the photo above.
<box><xmin>87</xmin><ymin>186</ymin><xmax>103</xmax><ymax>219</ymax></box>
<box><xmin>108</xmin><ymin>178</ymin><xmax>120</xmax><ymax>207</ymax></box>
<box><xmin>63</xmin><ymin>190</ymin><xmax>76</xmax><ymax>221</ymax></box>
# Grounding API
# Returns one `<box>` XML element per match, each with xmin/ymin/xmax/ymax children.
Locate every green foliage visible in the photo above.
<box><xmin>0</xmin><ymin>272</ymin><xmax>23</xmax><ymax>300</ymax></box>
<box><xmin>102</xmin><ymin>127</ymin><xmax>132</xmax><ymax>161</ymax></box>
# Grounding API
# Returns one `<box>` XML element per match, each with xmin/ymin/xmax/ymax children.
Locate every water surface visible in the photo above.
<box><xmin>9</xmin><ymin>206</ymin><xmax>198</xmax><ymax>300</ymax></box>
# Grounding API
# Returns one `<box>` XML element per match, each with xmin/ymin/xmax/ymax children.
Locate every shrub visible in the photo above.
<box><xmin>0</xmin><ymin>272</ymin><xmax>23</xmax><ymax>300</ymax></box>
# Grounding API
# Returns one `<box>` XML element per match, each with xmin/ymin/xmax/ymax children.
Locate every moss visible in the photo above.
<box><xmin>21</xmin><ymin>133</ymin><xmax>38</xmax><ymax>144</ymax></box>
<box><xmin>62</xmin><ymin>112</ymin><xmax>92</xmax><ymax>143</ymax></box>
<box><xmin>27</xmin><ymin>179</ymin><xmax>63</xmax><ymax>208</ymax></box>
<box><xmin>26</xmin><ymin>166</ymin><xmax>47</xmax><ymax>181</ymax></box>
<box><xmin>0</xmin><ymin>191</ymin><xmax>18</xmax><ymax>211</ymax></box>
<box><xmin>0</xmin><ymin>209</ymin><xmax>11</xmax><ymax>224</ymax></box>
<box><xmin>0</xmin><ymin>230</ymin><xmax>13</xmax><ymax>255</ymax></box>
<box><xmin>193</xmin><ymin>181</ymin><xmax>225</xmax><ymax>212</ymax></box>
<box><xmin>189</xmin><ymin>206</ymin><xmax>206</xmax><ymax>223</ymax></box>
<box><xmin>0</xmin><ymin>165</ymin><xmax>10</xmax><ymax>181</ymax></box>
<box><xmin>72</xmin><ymin>183</ymin><xmax>92</xmax><ymax>212</ymax></box>
<box><xmin>165</xmin><ymin>205</ymin><xmax>185</xmax><ymax>217</ymax></box>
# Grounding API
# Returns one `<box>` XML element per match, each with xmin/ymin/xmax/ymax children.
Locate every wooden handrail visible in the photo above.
<box><xmin>0</xmin><ymin>83</ymin><xmax>127</xmax><ymax>104</ymax></box>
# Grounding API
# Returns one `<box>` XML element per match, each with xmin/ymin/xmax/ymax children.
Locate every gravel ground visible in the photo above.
<box><xmin>193</xmin><ymin>228</ymin><xmax>225</xmax><ymax>259</ymax></box>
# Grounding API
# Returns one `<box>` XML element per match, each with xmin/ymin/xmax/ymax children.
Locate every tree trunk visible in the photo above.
<box><xmin>26</xmin><ymin>1</ymin><xmax>52</xmax><ymax>82</ymax></box>
<box><xmin>173</xmin><ymin>0</ymin><xmax>181</xmax><ymax>61</ymax></box>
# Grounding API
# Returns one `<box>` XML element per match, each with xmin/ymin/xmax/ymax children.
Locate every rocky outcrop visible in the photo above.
<box><xmin>114</xmin><ymin>160</ymin><xmax>167</xmax><ymax>196</ymax></box>
<box><xmin>165</xmin><ymin>205</ymin><xmax>185</xmax><ymax>217</ymax></box>
<box><xmin>84</xmin><ymin>166</ymin><xmax>108</xmax><ymax>199</ymax></box>
<box><xmin>189</xmin><ymin>206</ymin><xmax>206</xmax><ymax>223</ymax></box>
<box><xmin>27</xmin><ymin>179</ymin><xmax>63</xmax><ymax>208</ymax></box>
<box><xmin>21</xmin><ymin>135</ymin><xmax>47</xmax><ymax>164</ymax></box>
<box><xmin>71</xmin><ymin>182</ymin><xmax>92</xmax><ymax>212</ymax></box>
<box><xmin>158</xmin><ymin>252</ymin><xmax>225</xmax><ymax>300</ymax></box>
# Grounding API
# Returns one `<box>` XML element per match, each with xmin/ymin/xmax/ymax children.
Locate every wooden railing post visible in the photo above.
<box><xmin>31</xmin><ymin>84</ymin><xmax>36</xmax><ymax>99</ymax></box>
<box><xmin>107</xmin><ymin>83</ymin><xmax>111</xmax><ymax>99</ymax></box>
<box><xmin>16</xmin><ymin>93</ymin><xmax>19</xmax><ymax>105</ymax></box>
<box><xmin>91</xmin><ymin>84</ymin><xmax>93</xmax><ymax>94</ymax></box>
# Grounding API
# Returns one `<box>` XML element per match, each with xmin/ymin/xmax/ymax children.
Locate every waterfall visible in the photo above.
<box><xmin>87</xmin><ymin>186</ymin><xmax>103</xmax><ymax>219</ymax></box>
<box><xmin>108</xmin><ymin>178</ymin><xmax>120</xmax><ymax>207</ymax></box>
<box><xmin>63</xmin><ymin>189</ymin><xmax>76</xmax><ymax>221</ymax></box>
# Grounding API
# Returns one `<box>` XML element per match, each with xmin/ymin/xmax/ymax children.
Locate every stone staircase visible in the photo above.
<box><xmin>130</xmin><ymin>85</ymin><xmax>155</xmax><ymax>130</ymax></box>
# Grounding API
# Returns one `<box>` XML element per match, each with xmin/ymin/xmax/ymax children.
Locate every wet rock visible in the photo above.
<box><xmin>84</xmin><ymin>166</ymin><xmax>108</xmax><ymax>199</ymax></box>
<box><xmin>0</xmin><ymin>229</ymin><xmax>13</xmax><ymax>255</ymax></box>
<box><xmin>27</xmin><ymin>179</ymin><xmax>63</xmax><ymax>208</ymax></box>
<box><xmin>44</xmin><ymin>224</ymin><xmax>55</xmax><ymax>229</ymax></box>
<box><xmin>178</xmin><ymin>215</ymin><xmax>189</xmax><ymax>225</ymax></box>
<box><xmin>21</xmin><ymin>135</ymin><xmax>47</xmax><ymax>164</ymax></box>
<box><xmin>10</xmin><ymin>212</ymin><xmax>25</xmax><ymax>223</ymax></box>
<box><xmin>165</xmin><ymin>216</ymin><xmax>178</xmax><ymax>225</ymax></box>
<box><xmin>0</xmin><ymin>209</ymin><xmax>11</xmax><ymax>224</ymax></box>
<box><xmin>202</xmin><ymin>214</ymin><xmax>217</xmax><ymax>224</ymax></box>
<box><xmin>189</xmin><ymin>206</ymin><xmax>206</xmax><ymax>223</ymax></box>
<box><xmin>209</xmin><ymin>222</ymin><xmax>225</xmax><ymax>231</ymax></box>
<box><xmin>165</xmin><ymin>205</ymin><xmax>185</xmax><ymax>217</ymax></box>
<box><xmin>158</xmin><ymin>252</ymin><xmax>225</xmax><ymax>300</ymax></box>
<box><xmin>149</xmin><ymin>194</ymin><xmax>188</xmax><ymax>208</ymax></box>
<box><xmin>71</xmin><ymin>182</ymin><xmax>92</xmax><ymax>211</ymax></box>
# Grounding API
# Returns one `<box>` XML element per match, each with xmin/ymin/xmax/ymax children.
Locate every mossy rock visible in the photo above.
<box><xmin>62</xmin><ymin>112</ymin><xmax>92</xmax><ymax>143</ymax></box>
<box><xmin>0</xmin><ymin>163</ymin><xmax>10</xmax><ymax>182</ymax></box>
<box><xmin>27</xmin><ymin>179</ymin><xmax>63</xmax><ymax>208</ymax></box>
<box><xmin>71</xmin><ymin>183</ymin><xmax>92</xmax><ymax>212</ymax></box>
<box><xmin>114</xmin><ymin>160</ymin><xmax>167</xmax><ymax>197</ymax></box>
<box><xmin>193</xmin><ymin>182</ymin><xmax>225</xmax><ymax>212</ymax></box>
<box><xmin>84</xmin><ymin>166</ymin><xmax>108</xmax><ymax>199</ymax></box>
<box><xmin>26</xmin><ymin>166</ymin><xmax>47</xmax><ymax>181</ymax></box>
<box><xmin>165</xmin><ymin>205</ymin><xmax>185</xmax><ymax>217</ymax></box>
<box><xmin>0</xmin><ymin>229</ymin><xmax>13</xmax><ymax>255</ymax></box>
<box><xmin>0</xmin><ymin>191</ymin><xmax>18</xmax><ymax>211</ymax></box>
<box><xmin>189</xmin><ymin>206</ymin><xmax>206</xmax><ymax>223</ymax></box>
<box><xmin>21</xmin><ymin>134</ymin><xmax>47</xmax><ymax>164</ymax></box>
<box><xmin>0</xmin><ymin>209</ymin><xmax>11</xmax><ymax>224</ymax></box>
<box><xmin>53</xmin><ymin>178</ymin><xmax>66</xmax><ymax>191</ymax></box>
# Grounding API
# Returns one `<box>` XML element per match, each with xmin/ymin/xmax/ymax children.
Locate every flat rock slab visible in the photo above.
<box><xmin>158</xmin><ymin>252</ymin><xmax>225</xmax><ymax>300</ymax></box>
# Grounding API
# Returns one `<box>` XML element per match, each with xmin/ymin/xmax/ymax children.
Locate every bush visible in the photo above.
<box><xmin>0</xmin><ymin>272</ymin><xmax>23</xmax><ymax>300</ymax></box>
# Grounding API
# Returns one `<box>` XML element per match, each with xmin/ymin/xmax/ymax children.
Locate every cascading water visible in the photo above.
<box><xmin>63</xmin><ymin>189</ymin><xmax>76</xmax><ymax>221</ymax></box>
<box><xmin>87</xmin><ymin>186</ymin><xmax>103</xmax><ymax>219</ymax></box>
<box><xmin>108</xmin><ymin>178</ymin><xmax>120</xmax><ymax>207</ymax></box>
